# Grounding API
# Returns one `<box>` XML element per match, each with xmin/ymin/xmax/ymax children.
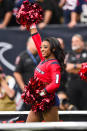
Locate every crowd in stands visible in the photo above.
<box><xmin>0</xmin><ymin>0</ymin><xmax>87</xmax><ymax>112</ymax></box>
<box><xmin>0</xmin><ymin>0</ymin><xmax>87</xmax><ymax>29</ymax></box>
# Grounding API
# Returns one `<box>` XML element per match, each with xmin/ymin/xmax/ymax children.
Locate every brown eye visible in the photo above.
<box><xmin>44</xmin><ymin>46</ymin><xmax>48</xmax><ymax>48</ymax></box>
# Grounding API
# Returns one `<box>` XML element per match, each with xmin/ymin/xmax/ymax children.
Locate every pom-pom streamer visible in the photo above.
<box><xmin>16</xmin><ymin>0</ymin><xmax>43</xmax><ymax>30</ymax></box>
<box><xmin>21</xmin><ymin>77</ymin><xmax>55</xmax><ymax>112</ymax></box>
<box><xmin>78</xmin><ymin>63</ymin><xmax>87</xmax><ymax>81</ymax></box>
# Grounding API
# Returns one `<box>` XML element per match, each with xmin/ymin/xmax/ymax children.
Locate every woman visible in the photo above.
<box><xmin>26</xmin><ymin>24</ymin><xmax>65</xmax><ymax>122</ymax></box>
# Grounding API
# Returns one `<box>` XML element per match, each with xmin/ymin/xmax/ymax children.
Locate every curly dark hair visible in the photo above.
<box><xmin>43</xmin><ymin>37</ymin><xmax>65</xmax><ymax>72</ymax></box>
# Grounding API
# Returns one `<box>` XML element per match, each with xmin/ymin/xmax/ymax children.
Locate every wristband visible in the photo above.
<box><xmin>30</xmin><ymin>23</ymin><xmax>36</xmax><ymax>29</ymax></box>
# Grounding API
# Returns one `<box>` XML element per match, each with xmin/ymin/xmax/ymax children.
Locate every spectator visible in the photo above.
<box><xmin>0</xmin><ymin>0</ymin><xmax>14</xmax><ymax>28</ymax></box>
<box><xmin>0</xmin><ymin>65</ymin><xmax>16</xmax><ymax>111</ymax></box>
<box><xmin>65</xmin><ymin>34</ymin><xmax>87</xmax><ymax>110</ymax></box>
<box><xmin>12</xmin><ymin>0</ymin><xmax>26</xmax><ymax>27</ymax></box>
<box><xmin>13</xmin><ymin>36</ymin><xmax>40</xmax><ymax>110</ymax></box>
<box><xmin>57</xmin><ymin>91</ymin><xmax>77</xmax><ymax>110</ymax></box>
<box><xmin>59</xmin><ymin>0</ymin><xmax>77</xmax><ymax>24</ymax></box>
<box><xmin>68</xmin><ymin>0</ymin><xmax>87</xmax><ymax>28</ymax></box>
<box><xmin>37</xmin><ymin>0</ymin><xmax>62</xmax><ymax>29</ymax></box>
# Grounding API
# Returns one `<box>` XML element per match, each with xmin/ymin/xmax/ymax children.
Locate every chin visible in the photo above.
<box><xmin>42</xmin><ymin>54</ymin><xmax>46</xmax><ymax>57</ymax></box>
<box><xmin>42</xmin><ymin>54</ymin><xmax>49</xmax><ymax>59</ymax></box>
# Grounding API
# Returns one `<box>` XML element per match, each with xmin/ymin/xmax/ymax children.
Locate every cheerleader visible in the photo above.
<box><xmin>26</xmin><ymin>24</ymin><xmax>65</xmax><ymax>122</ymax></box>
<box><xmin>16</xmin><ymin>0</ymin><xmax>65</xmax><ymax>122</ymax></box>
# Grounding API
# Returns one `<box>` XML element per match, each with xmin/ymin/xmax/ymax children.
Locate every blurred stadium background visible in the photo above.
<box><xmin>1</xmin><ymin>0</ymin><xmax>87</xmax><ymax>130</ymax></box>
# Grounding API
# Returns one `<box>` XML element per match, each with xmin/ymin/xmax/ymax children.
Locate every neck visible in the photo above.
<box><xmin>75</xmin><ymin>49</ymin><xmax>83</xmax><ymax>53</ymax></box>
<box><xmin>45</xmin><ymin>54</ymin><xmax>56</xmax><ymax>60</ymax></box>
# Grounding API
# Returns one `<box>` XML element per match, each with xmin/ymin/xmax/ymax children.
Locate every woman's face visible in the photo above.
<box><xmin>41</xmin><ymin>41</ymin><xmax>52</xmax><ymax>59</ymax></box>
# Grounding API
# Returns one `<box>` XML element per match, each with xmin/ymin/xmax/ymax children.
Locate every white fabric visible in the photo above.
<box><xmin>6</xmin><ymin>75</ymin><xmax>16</xmax><ymax>89</ymax></box>
<box><xmin>63</xmin><ymin>0</ymin><xmax>77</xmax><ymax>10</ymax></box>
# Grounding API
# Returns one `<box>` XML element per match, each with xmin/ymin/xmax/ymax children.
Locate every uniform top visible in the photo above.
<box><xmin>32</xmin><ymin>32</ymin><xmax>61</xmax><ymax>94</ymax></box>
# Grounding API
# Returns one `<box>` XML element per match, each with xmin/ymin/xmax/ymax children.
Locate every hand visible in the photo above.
<box><xmin>0</xmin><ymin>78</ymin><xmax>7</xmax><ymax>87</ymax></box>
<box><xmin>76</xmin><ymin>64</ymin><xmax>82</xmax><ymax>69</ymax></box>
<box><xmin>38</xmin><ymin>22</ymin><xmax>47</xmax><ymax>29</ymax></box>
<box><xmin>68</xmin><ymin>21</ymin><xmax>77</xmax><ymax>28</ymax></box>
<box><xmin>0</xmin><ymin>24</ymin><xmax>6</xmax><ymax>29</ymax></box>
<box><xmin>66</xmin><ymin>63</ymin><xmax>75</xmax><ymax>71</ymax></box>
<box><xmin>19</xmin><ymin>25</ymin><xmax>26</xmax><ymax>31</ymax></box>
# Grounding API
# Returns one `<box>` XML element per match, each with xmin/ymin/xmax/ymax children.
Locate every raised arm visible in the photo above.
<box><xmin>30</xmin><ymin>25</ymin><xmax>44</xmax><ymax>60</ymax></box>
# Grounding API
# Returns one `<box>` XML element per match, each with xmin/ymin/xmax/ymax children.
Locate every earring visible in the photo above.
<box><xmin>52</xmin><ymin>48</ymin><xmax>55</xmax><ymax>52</ymax></box>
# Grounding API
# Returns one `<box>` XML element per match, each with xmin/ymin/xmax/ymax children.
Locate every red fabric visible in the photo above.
<box><xmin>32</xmin><ymin>33</ymin><xmax>44</xmax><ymax>60</ymax></box>
<box><xmin>16</xmin><ymin>0</ymin><xmax>43</xmax><ymax>30</ymax></box>
<box><xmin>32</xmin><ymin>33</ymin><xmax>61</xmax><ymax>93</ymax></box>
